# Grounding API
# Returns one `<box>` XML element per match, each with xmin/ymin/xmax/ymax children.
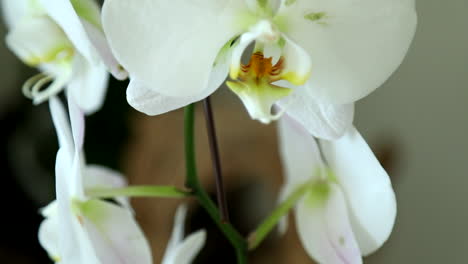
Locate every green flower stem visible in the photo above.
<box><xmin>184</xmin><ymin>104</ymin><xmax>248</xmax><ymax>264</ymax></box>
<box><xmin>86</xmin><ymin>185</ymin><xmax>190</xmax><ymax>199</ymax></box>
<box><xmin>247</xmin><ymin>182</ymin><xmax>312</xmax><ymax>251</ymax></box>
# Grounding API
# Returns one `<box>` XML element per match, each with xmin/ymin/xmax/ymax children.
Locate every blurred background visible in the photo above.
<box><xmin>0</xmin><ymin>0</ymin><xmax>467</xmax><ymax>263</ymax></box>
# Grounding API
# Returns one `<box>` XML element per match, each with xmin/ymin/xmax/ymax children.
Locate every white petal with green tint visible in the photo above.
<box><xmin>296</xmin><ymin>184</ymin><xmax>362</xmax><ymax>264</ymax></box>
<box><xmin>1</xmin><ymin>0</ymin><xmax>32</xmax><ymax>28</ymax></box>
<box><xmin>102</xmin><ymin>0</ymin><xmax>249</xmax><ymax>97</ymax></box>
<box><xmin>55</xmin><ymin>148</ymin><xmax>99</xmax><ymax>264</ymax></box>
<box><xmin>245</xmin><ymin>0</ymin><xmax>281</xmax><ymax>14</ymax></box>
<box><xmin>278</xmin><ymin>35</ymin><xmax>311</xmax><ymax>86</ymax></box>
<box><xmin>80</xmin><ymin>199</ymin><xmax>153</xmax><ymax>264</ymax></box>
<box><xmin>276</xmin><ymin>116</ymin><xmax>322</xmax><ymax>235</ymax></box>
<box><xmin>6</xmin><ymin>15</ymin><xmax>73</xmax><ymax>67</ymax></box>
<box><xmin>319</xmin><ymin>127</ymin><xmax>396</xmax><ymax>255</ymax></box>
<box><xmin>276</xmin><ymin>0</ymin><xmax>417</xmax><ymax>104</ymax></box>
<box><xmin>38</xmin><ymin>0</ymin><xmax>98</xmax><ymax>64</ymax></box>
<box><xmin>70</xmin><ymin>0</ymin><xmax>102</xmax><ymax>29</ymax></box>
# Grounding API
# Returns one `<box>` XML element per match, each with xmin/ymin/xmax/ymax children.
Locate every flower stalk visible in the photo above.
<box><xmin>202</xmin><ymin>96</ymin><xmax>230</xmax><ymax>222</ymax></box>
<box><xmin>184</xmin><ymin>104</ymin><xmax>248</xmax><ymax>264</ymax></box>
<box><xmin>86</xmin><ymin>185</ymin><xmax>191</xmax><ymax>199</ymax></box>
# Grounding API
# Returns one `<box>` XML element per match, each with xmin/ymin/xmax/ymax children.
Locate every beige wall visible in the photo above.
<box><xmin>356</xmin><ymin>0</ymin><xmax>468</xmax><ymax>262</ymax></box>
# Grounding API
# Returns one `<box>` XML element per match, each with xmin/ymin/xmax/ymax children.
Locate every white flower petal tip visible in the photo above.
<box><xmin>38</xmin><ymin>216</ymin><xmax>61</xmax><ymax>262</ymax></box>
<box><xmin>319</xmin><ymin>127</ymin><xmax>397</xmax><ymax>255</ymax></box>
<box><xmin>163</xmin><ymin>204</ymin><xmax>207</xmax><ymax>264</ymax></box>
<box><xmin>296</xmin><ymin>184</ymin><xmax>362</xmax><ymax>264</ymax></box>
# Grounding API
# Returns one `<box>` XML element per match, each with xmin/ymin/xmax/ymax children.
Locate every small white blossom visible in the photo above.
<box><xmin>38</xmin><ymin>95</ymin><xmax>152</xmax><ymax>264</ymax></box>
<box><xmin>3</xmin><ymin>0</ymin><xmax>126</xmax><ymax>113</ymax></box>
<box><xmin>277</xmin><ymin>116</ymin><xmax>396</xmax><ymax>263</ymax></box>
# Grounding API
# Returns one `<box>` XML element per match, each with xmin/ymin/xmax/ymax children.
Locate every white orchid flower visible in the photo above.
<box><xmin>38</xmin><ymin>95</ymin><xmax>152</xmax><ymax>263</ymax></box>
<box><xmin>162</xmin><ymin>205</ymin><xmax>207</xmax><ymax>264</ymax></box>
<box><xmin>277</xmin><ymin>117</ymin><xmax>396</xmax><ymax>263</ymax></box>
<box><xmin>102</xmin><ymin>0</ymin><xmax>416</xmax><ymax>139</ymax></box>
<box><xmin>3</xmin><ymin>0</ymin><xmax>127</xmax><ymax>114</ymax></box>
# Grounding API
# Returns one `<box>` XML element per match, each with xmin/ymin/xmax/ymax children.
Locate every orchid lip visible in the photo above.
<box><xmin>227</xmin><ymin>51</ymin><xmax>293</xmax><ymax>123</ymax></box>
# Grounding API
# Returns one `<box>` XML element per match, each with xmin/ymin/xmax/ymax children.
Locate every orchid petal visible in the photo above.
<box><xmin>245</xmin><ymin>0</ymin><xmax>281</xmax><ymax>14</ymax></box>
<box><xmin>40</xmin><ymin>200</ymin><xmax>58</xmax><ymax>218</ymax></box>
<box><xmin>68</xmin><ymin>54</ymin><xmax>109</xmax><ymax>114</ymax></box>
<box><xmin>55</xmin><ymin>149</ymin><xmax>99</xmax><ymax>264</ymax></box>
<box><xmin>69</xmin><ymin>0</ymin><xmax>102</xmax><ymax>29</ymax></box>
<box><xmin>162</xmin><ymin>205</ymin><xmax>188</xmax><ymax>262</ymax></box>
<box><xmin>80</xmin><ymin>199</ymin><xmax>152</xmax><ymax>264</ymax></box>
<box><xmin>296</xmin><ymin>184</ymin><xmax>362</xmax><ymax>264</ymax></box>
<box><xmin>39</xmin><ymin>205</ymin><xmax>98</xmax><ymax>264</ymax></box>
<box><xmin>80</xmin><ymin>19</ymin><xmax>128</xmax><ymax>80</ymax></box>
<box><xmin>84</xmin><ymin>165</ymin><xmax>132</xmax><ymax>212</ymax></box>
<box><xmin>276</xmin><ymin>116</ymin><xmax>323</xmax><ymax>237</ymax></box>
<box><xmin>126</xmin><ymin>44</ymin><xmax>231</xmax><ymax>115</ymax></box>
<box><xmin>276</xmin><ymin>0</ymin><xmax>417</xmax><ymax>104</ymax></box>
<box><xmin>276</xmin><ymin>81</ymin><xmax>354</xmax><ymax>140</ymax></box>
<box><xmin>38</xmin><ymin>0</ymin><xmax>97</xmax><ymax>64</ymax></box>
<box><xmin>102</xmin><ymin>0</ymin><xmax>249</xmax><ymax>96</ymax></box>
<box><xmin>319</xmin><ymin>127</ymin><xmax>396</xmax><ymax>255</ymax></box>
<box><xmin>163</xmin><ymin>230</ymin><xmax>207</xmax><ymax>264</ymax></box>
<box><xmin>38</xmin><ymin>214</ymin><xmax>61</xmax><ymax>262</ymax></box>
<box><xmin>66</xmin><ymin>93</ymin><xmax>87</xmax><ymax>199</ymax></box>
<box><xmin>67</xmin><ymin>93</ymin><xmax>85</xmax><ymax>150</ymax></box>
<box><xmin>39</xmin><ymin>208</ymin><xmax>100</xmax><ymax>264</ymax></box>
<box><xmin>162</xmin><ymin>205</ymin><xmax>206</xmax><ymax>264</ymax></box>
<box><xmin>5</xmin><ymin>15</ymin><xmax>73</xmax><ymax>67</ymax></box>
<box><xmin>1</xmin><ymin>0</ymin><xmax>32</xmax><ymax>28</ymax></box>
<box><xmin>279</xmin><ymin>35</ymin><xmax>311</xmax><ymax>86</ymax></box>
<box><xmin>277</xmin><ymin>116</ymin><xmax>323</xmax><ymax>186</ymax></box>
<box><xmin>49</xmin><ymin>96</ymin><xmax>73</xmax><ymax>156</ymax></box>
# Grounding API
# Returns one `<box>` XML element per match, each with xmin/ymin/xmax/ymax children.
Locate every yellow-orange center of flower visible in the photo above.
<box><xmin>239</xmin><ymin>52</ymin><xmax>284</xmax><ymax>83</ymax></box>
